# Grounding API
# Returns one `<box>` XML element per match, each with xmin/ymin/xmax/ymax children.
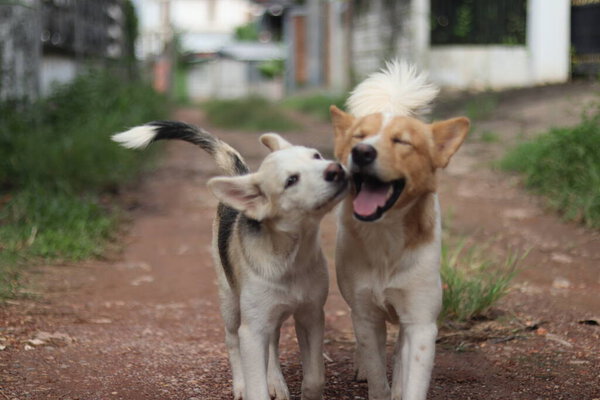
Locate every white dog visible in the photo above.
<box><xmin>113</xmin><ymin>121</ymin><xmax>348</xmax><ymax>400</ymax></box>
<box><xmin>328</xmin><ymin>61</ymin><xmax>470</xmax><ymax>400</ymax></box>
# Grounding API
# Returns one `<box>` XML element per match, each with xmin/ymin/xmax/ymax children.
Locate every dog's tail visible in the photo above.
<box><xmin>112</xmin><ymin>121</ymin><xmax>248</xmax><ymax>176</ymax></box>
<box><xmin>346</xmin><ymin>59</ymin><xmax>439</xmax><ymax>118</ymax></box>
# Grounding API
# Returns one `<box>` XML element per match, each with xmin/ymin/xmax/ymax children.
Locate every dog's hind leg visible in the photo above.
<box><xmin>267</xmin><ymin>327</ymin><xmax>290</xmax><ymax>400</ymax></box>
<box><xmin>390</xmin><ymin>328</ymin><xmax>404</xmax><ymax>400</ymax></box>
<box><xmin>220</xmin><ymin>291</ymin><xmax>245</xmax><ymax>400</ymax></box>
<box><xmin>294</xmin><ymin>305</ymin><xmax>325</xmax><ymax>400</ymax></box>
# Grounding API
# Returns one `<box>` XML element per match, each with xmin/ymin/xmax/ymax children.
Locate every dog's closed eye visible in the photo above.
<box><xmin>392</xmin><ymin>137</ymin><xmax>412</xmax><ymax>146</ymax></box>
<box><xmin>285</xmin><ymin>174</ymin><xmax>300</xmax><ymax>189</ymax></box>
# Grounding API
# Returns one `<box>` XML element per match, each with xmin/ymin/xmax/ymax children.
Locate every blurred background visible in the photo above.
<box><xmin>1</xmin><ymin>0</ymin><xmax>599</xmax><ymax>103</ymax></box>
<box><xmin>1</xmin><ymin>2</ymin><xmax>599</xmax><ymax>398</ymax></box>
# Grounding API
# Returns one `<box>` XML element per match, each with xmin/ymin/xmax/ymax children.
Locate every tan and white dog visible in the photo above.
<box><xmin>329</xmin><ymin>61</ymin><xmax>470</xmax><ymax>400</ymax></box>
<box><xmin>112</xmin><ymin>121</ymin><xmax>348</xmax><ymax>400</ymax></box>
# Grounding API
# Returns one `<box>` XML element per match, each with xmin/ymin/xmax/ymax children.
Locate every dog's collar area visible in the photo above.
<box><xmin>352</xmin><ymin>174</ymin><xmax>405</xmax><ymax>222</ymax></box>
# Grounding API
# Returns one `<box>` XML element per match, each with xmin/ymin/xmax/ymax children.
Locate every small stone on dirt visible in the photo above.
<box><xmin>130</xmin><ymin>275</ymin><xmax>155</xmax><ymax>286</ymax></box>
<box><xmin>550</xmin><ymin>253</ymin><xmax>573</xmax><ymax>264</ymax></box>
<box><xmin>552</xmin><ymin>277</ymin><xmax>571</xmax><ymax>289</ymax></box>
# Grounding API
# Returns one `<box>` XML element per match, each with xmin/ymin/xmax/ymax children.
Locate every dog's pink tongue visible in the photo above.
<box><xmin>353</xmin><ymin>185</ymin><xmax>388</xmax><ymax>217</ymax></box>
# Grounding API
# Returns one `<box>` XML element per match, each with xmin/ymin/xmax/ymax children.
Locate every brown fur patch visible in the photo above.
<box><xmin>403</xmin><ymin>193</ymin><xmax>436</xmax><ymax>249</ymax></box>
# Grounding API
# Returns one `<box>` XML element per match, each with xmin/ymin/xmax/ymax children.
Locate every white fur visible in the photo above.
<box><xmin>208</xmin><ymin>140</ymin><xmax>348</xmax><ymax>400</ymax></box>
<box><xmin>337</xmin><ymin>62</ymin><xmax>449</xmax><ymax>400</ymax></box>
<box><xmin>336</xmin><ymin>197</ymin><xmax>442</xmax><ymax>400</ymax></box>
<box><xmin>346</xmin><ymin>60</ymin><xmax>439</xmax><ymax>118</ymax></box>
<box><xmin>112</xmin><ymin>126</ymin><xmax>157</xmax><ymax>149</ymax></box>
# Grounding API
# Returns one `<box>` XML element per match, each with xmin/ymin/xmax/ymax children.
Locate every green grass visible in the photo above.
<box><xmin>464</xmin><ymin>93</ymin><xmax>498</xmax><ymax>122</ymax></box>
<box><xmin>282</xmin><ymin>92</ymin><xmax>348</xmax><ymax>121</ymax></box>
<box><xmin>500</xmin><ymin>107</ymin><xmax>600</xmax><ymax>228</ymax></box>
<box><xmin>203</xmin><ymin>96</ymin><xmax>301</xmax><ymax>132</ymax></box>
<box><xmin>440</xmin><ymin>241</ymin><xmax>520</xmax><ymax>322</ymax></box>
<box><xmin>479</xmin><ymin>130</ymin><xmax>500</xmax><ymax>143</ymax></box>
<box><xmin>0</xmin><ymin>71</ymin><xmax>167</xmax><ymax>299</ymax></box>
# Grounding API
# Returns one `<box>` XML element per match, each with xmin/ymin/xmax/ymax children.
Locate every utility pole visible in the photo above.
<box><xmin>154</xmin><ymin>0</ymin><xmax>174</xmax><ymax>95</ymax></box>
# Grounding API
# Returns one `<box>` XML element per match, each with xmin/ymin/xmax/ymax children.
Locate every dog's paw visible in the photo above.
<box><xmin>233</xmin><ymin>382</ymin><xmax>245</xmax><ymax>400</ymax></box>
<box><xmin>353</xmin><ymin>366</ymin><xmax>367</xmax><ymax>382</ymax></box>
<box><xmin>268</xmin><ymin>375</ymin><xmax>290</xmax><ymax>400</ymax></box>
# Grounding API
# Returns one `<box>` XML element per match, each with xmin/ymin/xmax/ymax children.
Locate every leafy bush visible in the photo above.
<box><xmin>501</xmin><ymin>107</ymin><xmax>600</xmax><ymax>228</ymax></box>
<box><xmin>203</xmin><ymin>96</ymin><xmax>300</xmax><ymax>132</ymax></box>
<box><xmin>0</xmin><ymin>71</ymin><xmax>167</xmax><ymax>298</ymax></box>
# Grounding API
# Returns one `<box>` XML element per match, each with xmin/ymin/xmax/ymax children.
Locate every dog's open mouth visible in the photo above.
<box><xmin>352</xmin><ymin>174</ymin><xmax>405</xmax><ymax>221</ymax></box>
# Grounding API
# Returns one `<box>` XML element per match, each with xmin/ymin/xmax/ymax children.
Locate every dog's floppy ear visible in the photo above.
<box><xmin>260</xmin><ymin>133</ymin><xmax>292</xmax><ymax>152</ymax></box>
<box><xmin>430</xmin><ymin>117</ymin><xmax>470</xmax><ymax>169</ymax></box>
<box><xmin>330</xmin><ymin>105</ymin><xmax>354</xmax><ymax>138</ymax></box>
<box><xmin>208</xmin><ymin>174</ymin><xmax>270</xmax><ymax>221</ymax></box>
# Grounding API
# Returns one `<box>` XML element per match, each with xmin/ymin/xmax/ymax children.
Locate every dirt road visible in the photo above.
<box><xmin>1</xmin><ymin>84</ymin><xmax>599</xmax><ymax>399</ymax></box>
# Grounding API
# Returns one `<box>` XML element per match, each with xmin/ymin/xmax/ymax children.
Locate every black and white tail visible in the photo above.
<box><xmin>112</xmin><ymin>121</ymin><xmax>248</xmax><ymax>176</ymax></box>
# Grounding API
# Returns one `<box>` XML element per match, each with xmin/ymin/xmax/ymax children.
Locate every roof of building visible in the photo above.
<box><xmin>218</xmin><ymin>41</ymin><xmax>284</xmax><ymax>61</ymax></box>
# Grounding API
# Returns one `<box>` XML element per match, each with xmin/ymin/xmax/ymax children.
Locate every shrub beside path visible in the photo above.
<box><xmin>2</xmin><ymin>85</ymin><xmax>600</xmax><ymax>399</ymax></box>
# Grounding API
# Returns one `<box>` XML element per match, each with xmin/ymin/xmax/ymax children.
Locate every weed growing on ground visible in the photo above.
<box><xmin>500</xmin><ymin>106</ymin><xmax>600</xmax><ymax>228</ymax></box>
<box><xmin>440</xmin><ymin>241</ymin><xmax>521</xmax><ymax>322</ymax></box>
<box><xmin>0</xmin><ymin>71</ymin><xmax>167</xmax><ymax>298</ymax></box>
<box><xmin>464</xmin><ymin>93</ymin><xmax>498</xmax><ymax>122</ymax></box>
<box><xmin>203</xmin><ymin>96</ymin><xmax>300</xmax><ymax>132</ymax></box>
<box><xmin>282</xmin><ymin>92</ymin><xmax>348</xmax><ymax>121</ymax></box>
<box><xmin>479</xmin><ymin>130</ymin><xmax>500</xmax><ymax>143</ymax></box>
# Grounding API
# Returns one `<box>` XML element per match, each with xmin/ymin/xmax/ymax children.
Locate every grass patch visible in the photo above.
<box><xmin>479</xmin><ymin>130</ymin><xmax>500</xmax><ymax>143</ymax></box>
<box><xmin>282</xmin><ymin>92</ymin><xmax>347</xmax><ymax>121</ymax></box>
<box><xmin>0</xmin><ymin>71</ymin><xmax>167</xmax><ymax>299</ymax></box>
<box><xmin>440</xmin><ymin>241</ymin><xmax>520</xmax><ymax>322</ymax></box>
<box><xmin>203</xmin><ymin>96</ymin><xmax>301</xmax><ymax>132</ymax></box>
<box><xmin>464</xmin><ymin>93</ymin><xmax>498</xmax><ymax>122</ymax></box>
<box><xmin>500</xmin><ymin>107</ymin><xmax>600</xmax><ymax>228</ymax></box>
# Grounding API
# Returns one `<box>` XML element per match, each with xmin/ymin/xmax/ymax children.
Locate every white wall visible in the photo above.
<box><xmin>425</xmin><ymin>0</ymin><xmax>571</xmax><ymax>89</ymax></box>
<box><xmin>40</xmin><ymin>55</ymin><xmax>79</xmax><ymax>97</ymax></box>
<box><xmin>187</xmin><ymin>59</ymin><xmax>283</xmax><ymax>100</ymax></box>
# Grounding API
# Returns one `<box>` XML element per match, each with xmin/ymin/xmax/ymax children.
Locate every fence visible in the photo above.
<box><xmin>431</xmin><ymin>0</ymin><xmax>527</xmax><ymax>45</ymax></box>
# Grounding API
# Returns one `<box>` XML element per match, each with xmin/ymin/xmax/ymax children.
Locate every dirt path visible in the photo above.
<box><xmin>2</xmin><ymin>84</ymin><xmax>600</xmax><ymax>399</ymax></box>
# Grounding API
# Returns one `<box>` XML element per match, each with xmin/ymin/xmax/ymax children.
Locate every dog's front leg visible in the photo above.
<box><xmin>267</xmin><ymin>327</ymin><xmax>290</xmax><ymax>400</ymax></box>
<box><xmin>294</xmin><ymin>306</ymin><xmax>325</xmax><ymax>400</ymax></box>
<box><xmin>352</xmin><ymin>309</ymin><xmax>390</xmax><ymax>400</ymax></box>
<box><xmin>238</xmin><ymin>321</ymin><xmax>270</xmax><ymax>400</ymax></box>
<box><xmin>396</xmin><ymin>322</ymin><xmax>437</xmax><ymax>400</ymax></box>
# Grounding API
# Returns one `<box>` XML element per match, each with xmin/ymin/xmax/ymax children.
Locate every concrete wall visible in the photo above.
<box><xmin>0</xmin><ymin>1</ymin><xmax>41</xmax><ymax>101</ymax></box>
<box><xmin>349</xmin><ymin>0</ymin><xmax>571</xmax><ymax>90</ymax></box>
<box><xmin>427</xmin><ymin>0</ymin><xmax>571</xmax><ymax>89</ymax></box>
<box><xmin>187</xmin><ymin>59</ymin><xmax>283</xmax><ymax>100</ymax></box>
<box><xmin>40</xmin><ymin>55</ymin><xmax>79</xmax><ymax>97</ymax></box>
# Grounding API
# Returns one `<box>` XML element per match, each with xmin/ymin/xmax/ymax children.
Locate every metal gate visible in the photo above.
<box><xmin>571</xmin><ymin>0</ymin><xmax>600</xmax><ymax>75</ymax></box>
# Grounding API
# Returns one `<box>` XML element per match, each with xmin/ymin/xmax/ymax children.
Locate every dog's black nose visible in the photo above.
<box><xmin>324</xmin><ymin>162</ymin><xmax>345</xmax><ymax>182</ymax></box>
<box><xmin>352</xmin><ymin>144</ymin><xmax>377</xmax><ymax>167</ymax></box>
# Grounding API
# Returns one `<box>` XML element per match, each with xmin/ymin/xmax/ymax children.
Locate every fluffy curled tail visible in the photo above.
<box><xmin>112</xmin><ymin>121</ymin><xmax>248</xmax><ymax>176</ymax></box>
<box><xmin>346</xmin><ymin>60</ymin><xmax>439</xmax><ymax>118</ymax></box>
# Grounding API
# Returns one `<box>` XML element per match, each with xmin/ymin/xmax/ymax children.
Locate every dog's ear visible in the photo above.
<box><xmin>330</xmin><ymin>105</ymin><xmax>354</xmax><ymax>138</ymax></box>
<box><xmin>208</xmin><ymin>174</ymin><xmax>269</xmax><ymax>221</ymax></box>
<box><xmin>260</xmin><ymin>133</ymin><xmax>293</xmax><ymax>152</ymax></box>
<box><xmin>430</xmin><ymin>117</ymin><xmax>470</xmax><ymax>168</ymax></box>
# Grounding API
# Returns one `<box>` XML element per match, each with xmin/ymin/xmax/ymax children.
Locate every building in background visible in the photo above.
<box><xmin>281</xmin><ymin>0</ymin><xmax>580</xmax><ymax>93</ymax></box>
<box><xmin>0</xmin><ymin>0</ymin><xmax>131</xmax><ymax>101</ymax></box>
<box><xmin>135</xmin><ymin>0</ymin><xmax>285</xmax><ymax>100</ymax></box>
